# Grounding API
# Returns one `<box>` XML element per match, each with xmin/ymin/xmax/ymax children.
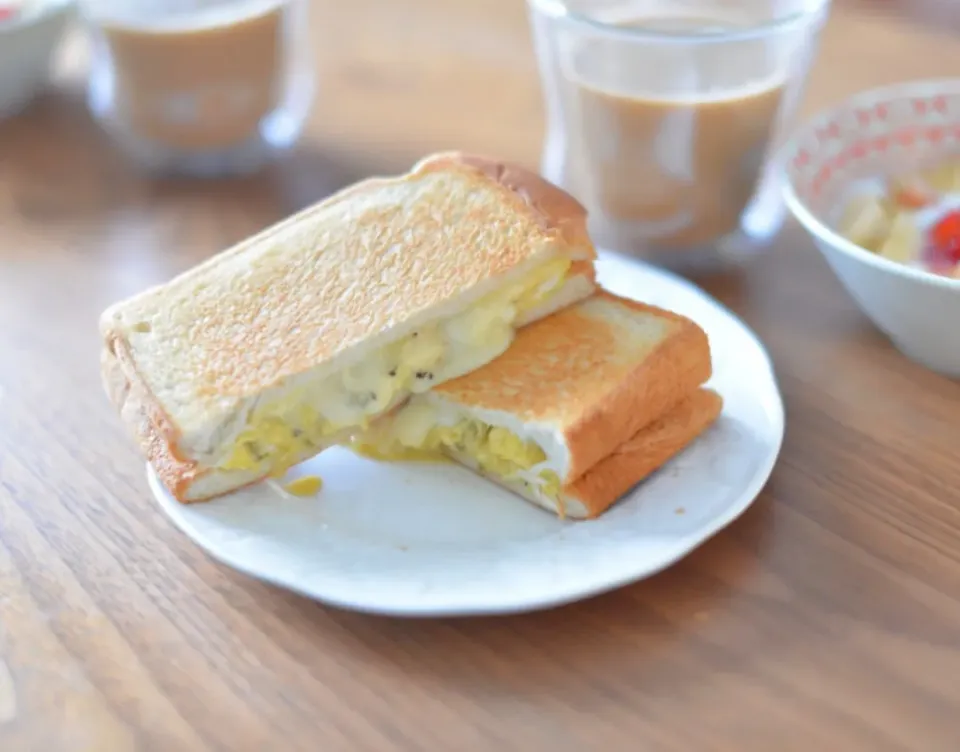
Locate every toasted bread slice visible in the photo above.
<box><xmin>352</xmin><ymin>291</ymin><xmax>713</xmax><ymax>492</ymax></box>
<box><xmin>455</xmin><ymin>388</ymin><xmax>723</xmax><ymax>519</ymax></box>
<box><xmin>433</xmin><ymin>291</ymin><xmax>712</xmax><ymax>482</ymax></box>
<box><xmin>101</xmin><ymin>152</ymin><xmax>597</xmax><ymax>502</ymax></box>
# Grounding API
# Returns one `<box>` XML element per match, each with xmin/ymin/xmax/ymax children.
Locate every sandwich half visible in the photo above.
<box><xmin>101</xmin><ymin>152</ymin><xmax>597</xmax><ymax>503</ymax></box>
<box><xmin>349</xmin><ymin>292</ymin><xmax>722</xmax><ymax>518</ymax></box>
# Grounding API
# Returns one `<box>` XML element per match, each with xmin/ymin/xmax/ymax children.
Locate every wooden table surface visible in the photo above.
<box><xmin>2</xmin><ymin>1</ymin><xmax>959</xmax><ymax>750</ymax></box>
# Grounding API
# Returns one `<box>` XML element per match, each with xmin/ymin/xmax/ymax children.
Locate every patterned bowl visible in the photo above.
<box><xmin>780</xmin><ymin>79</ymin><xmax>960</xmax><ymax>378</ymax></box>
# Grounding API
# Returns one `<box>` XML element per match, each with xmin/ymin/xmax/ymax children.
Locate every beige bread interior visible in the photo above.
<box><xmin>100</xmin><ymin>151</ymin><xmax>597</xmax><ymax>502</ymax></box>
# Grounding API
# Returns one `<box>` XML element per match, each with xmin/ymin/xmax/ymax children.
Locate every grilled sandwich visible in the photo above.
<box><xmin>101</xmin><ymin>152</ymin><xmax>597</xmax><ymax>502</ymax></box>
<box><xmin>349</xmin><ymin>292</ymin><xmax>722</xmax><ymax>518</ymax></box>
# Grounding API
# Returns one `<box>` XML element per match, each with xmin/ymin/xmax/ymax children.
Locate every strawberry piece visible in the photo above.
<box><xmin>941</xmin><ymin>238</ymin><xmax>960</xmax><ymax>266</ymax></box>
<box><xmin>930</xmin><ymin>210</ymin><xmax>960</xmax><ymax>266</ymax></box>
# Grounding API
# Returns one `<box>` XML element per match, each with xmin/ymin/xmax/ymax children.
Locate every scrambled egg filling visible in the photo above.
<box><xmin>350</xmin><ymin>405</ymin><xmax>563</xmax><ymax>500</ymax></box>
<box><xmin>219</xmin><ymin>258</ymin><xmax>572</xmax><ymax>476</ymax></box>
<box><xmin>283</xmin><ymin>475</ymin><xmax>323</xmax><ymax>497</ymax></box>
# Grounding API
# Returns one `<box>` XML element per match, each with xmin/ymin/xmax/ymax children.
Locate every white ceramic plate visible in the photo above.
<box><xmin>149</xmin><ymin>254</ymin><xmax>785</xmax><ymax>616</ymax></box>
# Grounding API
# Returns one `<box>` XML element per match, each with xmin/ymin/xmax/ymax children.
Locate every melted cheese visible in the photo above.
<box><xmin>218</xmin><ymin>258</ymin><xmax>572</xmax><ymax>476</ymax></box>
<box><xmin>348</xmin><ymin>409</ymin><xmax>563</xmax><ymax>501</ymax></box>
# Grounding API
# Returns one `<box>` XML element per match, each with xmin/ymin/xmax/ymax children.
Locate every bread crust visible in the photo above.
<box><xmin>560</xmin><ymin>292</ymin><xmax>712</xmax><ymax>482</ymax></box>
<box><xmin>415</xmin><ymin>152</ymin><xmax>592</xmax><ymax>254</ymax></box>
<box><xmin>102</xmin><ymin>334</ymin><xmax>207</xmax><ymax>501</ymax></box>
<box><xmin>566</xmin><ymin>260</ymin><xmax>596</xmax><ymax>283</ymax></box>
<box><xmin>561</xmin><ymin>388</ymin><xmax>723</xmax><ymax>518</ymax></box>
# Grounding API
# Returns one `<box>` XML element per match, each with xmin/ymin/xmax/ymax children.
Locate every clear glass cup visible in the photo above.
<box><xmin>527</xmin><ymin>0</ymin><xmax>831</xmax><ymax>271</ymax></box>
<box><xmin>80</xmin><ymin>0</ymin><xmax>316</xmax><ymax>177</ymax></box>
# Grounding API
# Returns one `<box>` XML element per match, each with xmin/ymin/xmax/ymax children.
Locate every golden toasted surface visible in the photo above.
<box><xmin>435</xmin><ymin>291</ymin><xmax>699</xmax><ymax>426</ymax></box>
<box><xmin>427</xmin><ymin>153</ymin><xmax>593</xmax><ymax>252</ymax></box>
<box><xmin>100</xmin><ymin>153</ymin><xmax>591</xmax><ymax>412</ymax></box>
<box><xmin>563</xmin><ymin>388</ymin><xmax>723</xmax><ymax>519</ymax></box>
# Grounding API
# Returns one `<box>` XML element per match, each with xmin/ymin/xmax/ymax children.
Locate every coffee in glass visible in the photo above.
<box><xmin>529</xmin><ymin>0</ymin><xmax>831</xmax><ymax>270</ymax></box>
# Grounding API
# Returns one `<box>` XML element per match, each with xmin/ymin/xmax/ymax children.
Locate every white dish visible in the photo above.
<box><xmin>780</xmin><ymin>79</ymin><xmax>960</xmax><ymax>378</ymax></box>
<box><xmin>148</xmin><ymin>254</ymin><xmax>785</xmax><ymax>617</ymax></box>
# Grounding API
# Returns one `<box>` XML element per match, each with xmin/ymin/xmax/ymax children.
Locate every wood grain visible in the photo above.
<box><xmin>1</xmin><ymin>1</ymin><xmax>959</xmax><ymax>749</ymax></box>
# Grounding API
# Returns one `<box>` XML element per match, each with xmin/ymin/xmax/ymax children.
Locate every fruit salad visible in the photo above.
<box><xmin>837</xmin><ymin>156</ymin><xmax>960</xmax><ymax>280</ymax></box>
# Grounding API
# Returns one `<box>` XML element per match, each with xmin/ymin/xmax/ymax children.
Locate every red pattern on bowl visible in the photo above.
<box><xmin>786</xmin><ymin>85</ymin><xmax>960</xmax><ymax>220</ymax></box>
